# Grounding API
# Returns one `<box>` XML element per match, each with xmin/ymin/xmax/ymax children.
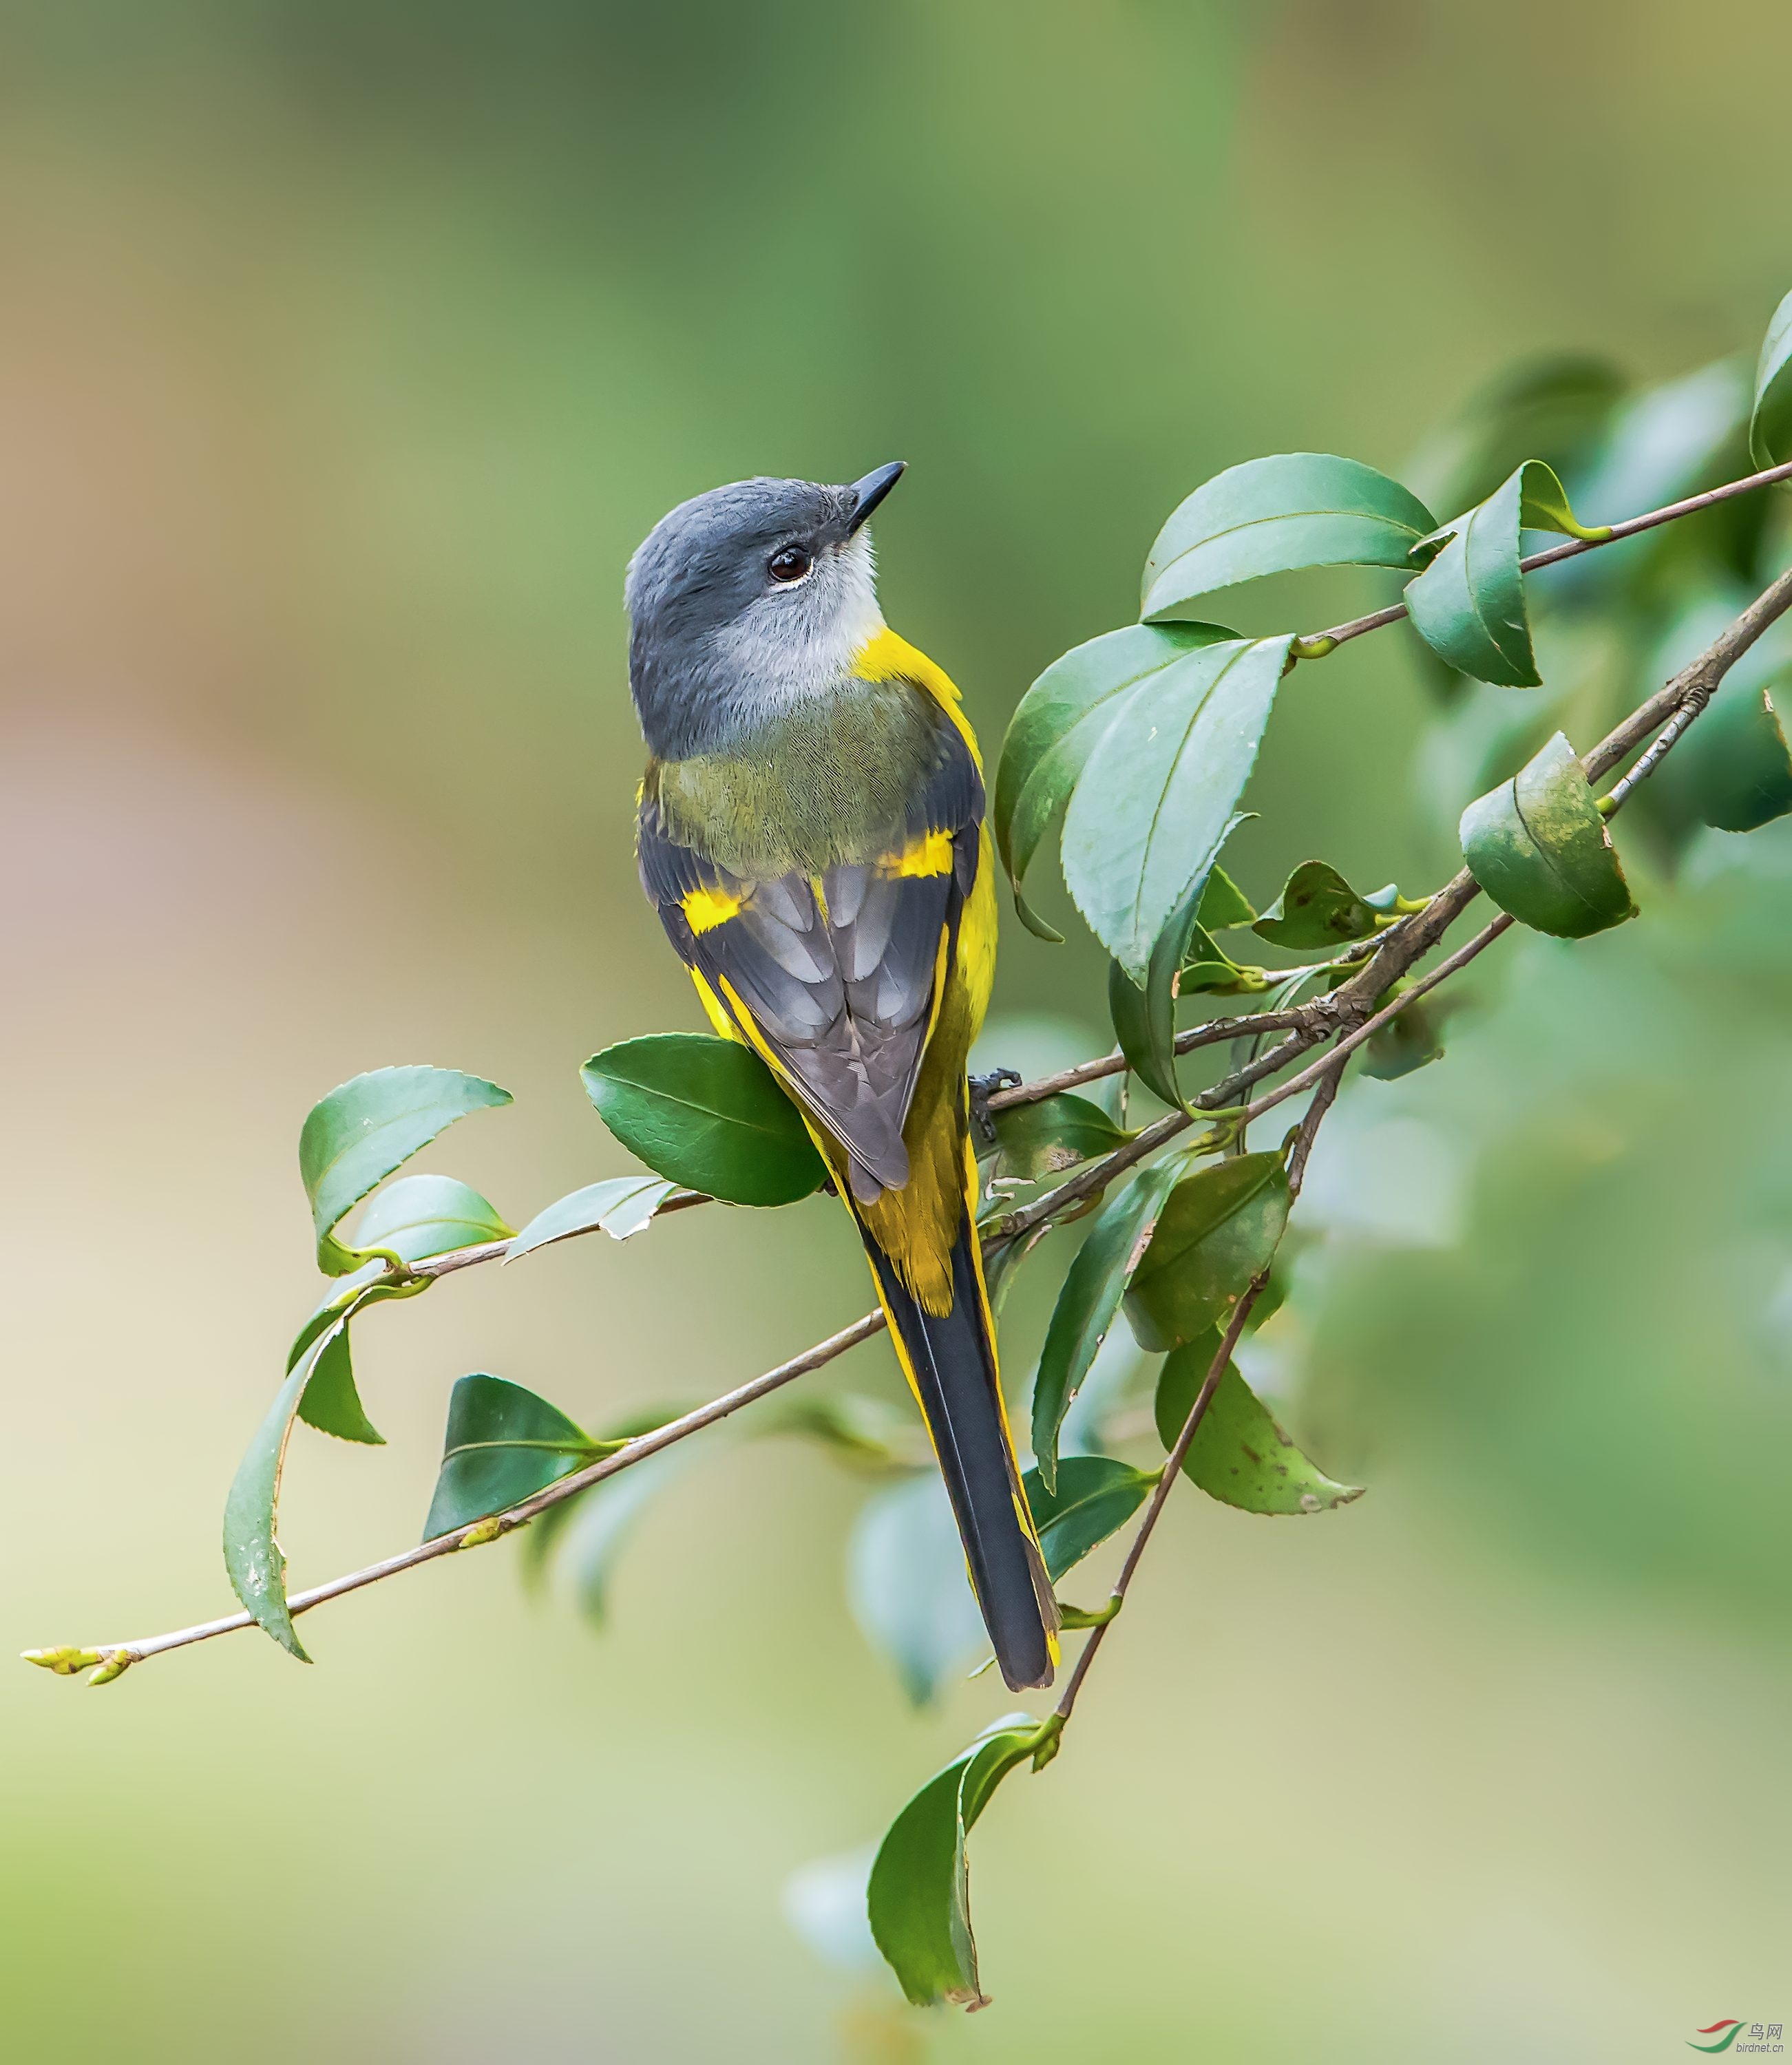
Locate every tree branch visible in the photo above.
<box><xmin>1046</xmin><ymin>1044</ymin><xmax>1343</xmax><ymax>1735</ymax></box>
<box><xmin>1035</xmin><ymin>555</ymin><xmax>1792</xmax><ymax>1742</ymax></box>
<box><xmin>1048</xmin><ymin>1273</ymin><xmax>1267</xmax><ymax>1730</ymax></box>
<box><xmin>32</xmin><ymin>515</ymin><xmax>1792</xmax><ymax>1689</ymax></box>
<box><xmin>26</xmin><ymin>1309</ymin><xmax>889</xmax><ymax>1678</ymax></box>
<box><xmin>1305</xmin><ymin>455</ymin><xmax>1792</xmax><ymax>655</ymax></box>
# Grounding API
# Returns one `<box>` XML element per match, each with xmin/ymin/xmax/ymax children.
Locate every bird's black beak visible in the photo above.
<box><xmin>846</xmin><ymin>460</ymin><xmax>905</xmax><ymax>533</ymax></box>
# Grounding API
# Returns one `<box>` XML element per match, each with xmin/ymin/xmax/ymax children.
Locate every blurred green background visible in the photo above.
<box><xmin>5</xmin><ymin>4</ymin><xmax>1791</xmax><ymax>2058</ymax></box>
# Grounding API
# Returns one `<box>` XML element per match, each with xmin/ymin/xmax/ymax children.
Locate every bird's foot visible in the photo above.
<box><xmin>968</xmin><ymin>1067</ymin><xmax>1022</xmax><ymax>1147</ymax></box>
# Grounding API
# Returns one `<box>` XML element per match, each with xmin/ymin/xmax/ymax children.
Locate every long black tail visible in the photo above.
<box><xmin>861</xmin><ymin>1216</ymin><xmax>1059</xmax><ymax>1691</ymax></box>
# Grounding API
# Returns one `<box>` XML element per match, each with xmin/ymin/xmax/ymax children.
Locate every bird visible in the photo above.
<box><xmin>624</xmin><ymin>463</ymin><xmax>1059</xmax><ymax>1691</ymax></box>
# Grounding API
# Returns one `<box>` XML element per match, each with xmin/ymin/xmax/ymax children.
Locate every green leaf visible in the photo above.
<box><xmin>1057</xmin><ymin>1322</ymin><xmax>1156</xmax><ymax>1457</ymax></box>
<box><xmin>1749</xmin><ymin>289</ymin><xmax>1792</xmax><ymax>469</ymax></box>
<box><xmin>1667</xmin><ymin>676</ymin><xmax>1792</xmax><ymax>833</ymax></box>
<box><xmin>1406</xmin><ymin>353</ymin><xmax>1625</xmax><ymax>523</ymax></box>
<box><xmin>1111</xmin><ymin>904</ymin><xmax>1246</xmax><ymax>1114</ymax></box>
<box><xmin>559</xmin><ymin>1449</ymin><xmax>693</xmax><ymax>1625</ymax></box>
<box><xmin>1570</xmin><ymin>360</ymin><xmax>1748</xmax><ymax>555</ymax></box>
<box><xmin>992</xmin><ymin>622</ymin><xmax>1236</xmax><ymax>939</ymax></box>
<box><xmin>352</xmin><ymin>1174</ymin><xmax>514</xmax><ymax>1263</ymax></box>
<box><xmin>287</xmin><ymin>1269</ymin><xmax>425</xmax><ymax>1446</ymax></box>
<box><xmin>1062</xmin><ymin>636</ymin><xmax>1293</xmax><ymax>981</ymax></box>
<box><xmin>979</xmin><ymin>1221</ymin><xmax>1051</xmax><ymax>1319</ymax></box>
<box><xmin>580</xmin><ymin>1034</ymin><xmax>826</xmax><ymax>1207</ymax></box>
<box><xmin>1020</xmin><ymin>1454</ymin><xmax>1155</xmax><ymax>1579</ymax></box>
<box><xmin>505</xmin><ymin>1176</ymin><xmax>678</xmax><ymax>1260</ymax></box>
<box><xmin>518</xmin><ymin>1406</ymin><xmax>686</xmax><ymax>1587</ymax></box>
<box><xmin>1512</xmin><ymin>458</ymin><xmax>1612</xmax><ymax>541</ymax></box>
<box><xmin>1252</xmin><ymin>860</ymin><xmax>1380</xmax><ymax>949</ymax></box>
<box><xmin>1030</xmin><ymin>1156</ymin><xmax>1186</xmax><ymax>1492</ymax></box>
<box><xmin>1404</xmin><ymin>462</ymin><xmax>1605</xmax><ymax>690</ymax></box>
<box><xmin>1197</xmin><ymin>864</ymin><xmax>1256</xmax><ymax>931</ymax></box>
<box><xmin>295</xmin><ymin>1323</ymin><xmax>384</xmax><ymax>1446</ymax></box>
<box><xmin>1177</xmin><ymin>928</ymin><xmax>1268</xmax><ymax>995</ymax></box>
<box><xmin>988</xmin><ymin>1093</ymin><xmax>1130</xmax><ymax>1185</ymax></box>
<box><xmin>783</xmin><ymin>1849</ymin><xmax>883</xmax><ymax>1976</ymax></box>
<box><xmin>1140</xmin><ymin>454</ymin><xmax>1436</xmax><ymax>620</ymax></box>
<box><xmin>868</xmin><ymin>1716</ymin><xmax>1044</xmax><ymax>2009</ymax></box>
<box><xmin>1104</xmin><ymin>867</ymin><xmax>1208</xmax><ymax>1112</ymax></box>
<box><xmin>1157</xmin><ymin>1337</ymin><xmax>1363</xmax><ymax>1514</ymax></box>
<box><xmin>299</xmin><ymin>1066</ymin><xmax>512</xmax><ymax>1275</ymax></box>
<box><xmin>766</xmin><ymin>1392</ymin><xmax>922</xmax><ymax>1473</ymax></box>
<box><xmin>421</xmin><ymin>1373</ymin><xmax>611</xmax><ymax>1541</ymax></box>
<box><xmin>1459</xmin><ymin>730</ymin><xmax>1636</xmax><ymax>938</ymax></box>
<box><xmin>850</xmin><ymin>1474</ymin><xmax>989</xmax><ymax>1705</ymax></box>
<box><xmin>223</xmin><ymin>1309</ymin><xmax>361</xmax><ymax>1658</ymax></box>
<box><xmin>1360</xmin><ymin>982</ymin><xmax>1448</xmax><ymax>1080</ymax></box>
<box><xmin>1125</xmin><ymin>1152</ymin><xmax>1291</xmax><ymax>1354</ymax></box>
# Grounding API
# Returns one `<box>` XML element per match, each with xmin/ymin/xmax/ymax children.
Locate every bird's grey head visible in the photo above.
<box><xmin>626</xmin><ymin>463</ymin><xmax>904</xmax><ymax>761</ymax></box>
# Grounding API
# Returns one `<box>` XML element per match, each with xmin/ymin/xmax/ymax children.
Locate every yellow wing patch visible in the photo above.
<box><xmin>886</xmin><ymin>827</ymin><xmax>956</xmax><ymax>879</ymax></box>
<box><xmin>681</xmin><ymin>885</ymin><xmax>743</xmax><ymax>935</ymax></box>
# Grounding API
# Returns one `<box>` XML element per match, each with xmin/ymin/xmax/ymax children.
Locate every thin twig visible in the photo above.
<box><xmin>28</xmin><ymin>1311</ymin><xmax>885</xmax><ymax>1673</ymax></box>
<box><xmin>1284</xmin><ymin>1057</ymin><xmax>1345</xmax><ymax>1193</ymax></box>
<box><xmin>985</xmin><ymin>929</ymin><xmax>1421</xmax><ymax>1114</ymax></box>
<box><xmin>1048</xmin><ymin>1047</ymin><xmax>1342</xmax><ymax>1731</ymax></box>
<box><xmin>1053</xmin><ymin>1280</ymin><xmax>1267</xmax><ymax>1726</ymax></box>
<box><xmin>1038</xmin><ymin>559</ymin><xmax>1792</xmax><ymax>1737</ymax></box>
<box><xmin>984</xmin><ymin>1006</ymin><xmax>1312</xmax><ymax>1111</ymax></box>
<box><xmin>1244</xmin><ymin>914</ymin><xmax>1515</xmax><ymax>1127</ymax></box>
<box><xmin>34</xmin><ymin>529</ymin><xmax>1792</xmax><ymax>1687</ymax></box>
<box><xmin>1585</xmin><ymin>561</ymin><xmax>1792</xmax><ymax>784</ymax></box>
<box><xmin>1306</xmin><ymin>456</ymin><xmax>1792</xmax><ymax>655</ymax></box>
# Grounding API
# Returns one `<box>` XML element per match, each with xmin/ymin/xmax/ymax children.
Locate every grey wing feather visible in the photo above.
<box><xmin>637</xmin><ymin>724</ymin><xmax>980</xmax><ymax>1201</ymax></box>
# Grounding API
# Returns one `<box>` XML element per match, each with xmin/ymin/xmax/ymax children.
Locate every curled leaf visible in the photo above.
<box><xmin>1196</xmin><ymin>864</ymin><xmax>1256</xmax><ymax>931</ymax></box>
<box><xmin>1104</xmin><ymin>849</ymin><xmax>1236</xmax><ymax>1112</ymax></box>
<box><xmin>299</xmin><ymin>1066</ymin><xmax>512</xmax><ymax>1276</ymax></box>
<box><xmin>868</xmin><ymin>1715</ymin><xmax>1047</xmax><ymax>2009</ymax></box>
<box><xmin>1459</xmin><ymin>730</ymin><xmax>1636</xmax><ymax>938</ymax></box>
<box><xmin>288</xmin><ymin>1269</ymin><xmax>426</xmax><ymax>1446</ymax></box>
<box><xmin>1669</xmin><ymin>676</ymin><xmax>1792</xmax><ymax>833</ymax></box>
<box><xmin>1360</xmin><ymin>982</ymin><xmax>1449</xmax><ymax>1080</ymax></box>
<box><xmin>1252</xmin><ymin>860</ymin><xmax>1380</xmax><ymax>949</ymax></box>
<box><xmin>295</xmin><ymin>1323</ymin><xmax>384</xmax><ymax>1446</ymax></box>
<box><xmin>1405</xmin><ymin>353</ymin><xmax>1624</xmax><ymax>524</ymax></box>
<box><xmin>1404</xmin><ymin>461</ymin><xmax>1605</xmax><ymax>689</ymax></box>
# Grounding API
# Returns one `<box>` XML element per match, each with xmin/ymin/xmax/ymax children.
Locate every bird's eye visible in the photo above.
<box><xmin>768</xmin><ymin>545</ymin><xmax>812</xmax><ymax>584</ymax></box>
